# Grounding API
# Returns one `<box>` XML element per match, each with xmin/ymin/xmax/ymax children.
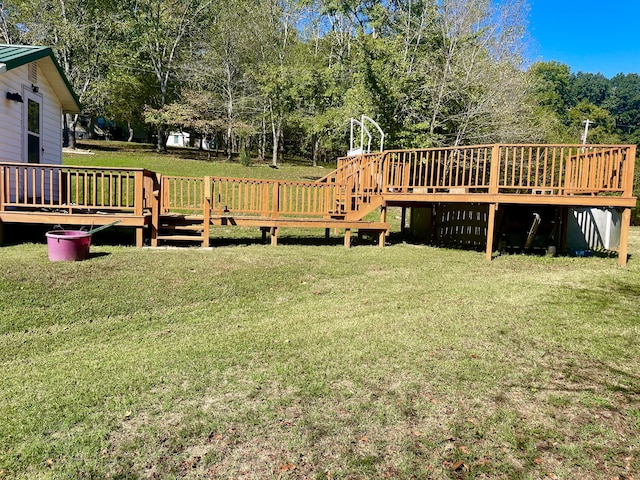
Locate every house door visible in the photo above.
<box><xmin>24</xmin><ymin>91</ymin><xmax>42</xmax><ymax>164</ymax></box>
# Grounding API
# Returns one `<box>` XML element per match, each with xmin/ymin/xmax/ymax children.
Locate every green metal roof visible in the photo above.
<box><xmin>0</xmin><ymin>44</ymin><xmax>81</xmax><ymax>113</ymax></box>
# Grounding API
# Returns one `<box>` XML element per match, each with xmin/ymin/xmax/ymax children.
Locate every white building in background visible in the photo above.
<box><xmin>166</xmin><ymin>131</ymin><xmax>190</xmax><ymax>148</ymax></box>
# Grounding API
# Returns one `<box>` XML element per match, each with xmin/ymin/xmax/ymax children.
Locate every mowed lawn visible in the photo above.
<box><xmin>1</xmin><ymin>144</ymin><xmax>640</xmax><ymax>479</ymax></box>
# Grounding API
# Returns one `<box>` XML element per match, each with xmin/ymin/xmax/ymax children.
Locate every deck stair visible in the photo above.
<box><xmin>157</xmin><ymin>214</ymin><xmax>207</xmax><ymax>245</ymax></box>
<box><xmin>320</xmin><ymin>152</ymin><xmax>385</xmax><ymax>221</ymax></box>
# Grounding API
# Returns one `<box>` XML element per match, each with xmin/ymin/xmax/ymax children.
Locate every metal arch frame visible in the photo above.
<box><xmin>349</xmin><ymin>115</ymin><xmax>385</xmax><ymax>156</ymax></box>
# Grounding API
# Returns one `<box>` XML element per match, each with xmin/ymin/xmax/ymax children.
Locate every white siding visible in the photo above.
<box><xmin>37</xmin><ymin>60</ymin><xmax>64</xmax><ymax>165</ymax></box>
<box><xmin>0</xmin><ymin>67</ymin><xmax>25</xmax><ymax>162</ymax></box>
<box><xmin>1</xmin><ymin>60</ymin><xmax>66</xmax><ymax>201</ymax></box>
<box><xmin>0</xmin><ymin>61</ymin><xmax>64</xmax><ymax>165</ymax></box>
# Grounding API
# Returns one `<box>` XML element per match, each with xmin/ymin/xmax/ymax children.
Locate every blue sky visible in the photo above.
<box><xmin>527</xmin><ymin>0</ymin><xmax>640</xmax><ymax>77</ymax></box>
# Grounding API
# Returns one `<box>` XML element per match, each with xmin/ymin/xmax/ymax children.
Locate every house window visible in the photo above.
<box><xmin>27</xmin><ymin>98</ymin><xmax>41</xmax><ymax>163</ymax></box>
<box><xmin>174</xmin><ymin>135</ymin><xmax>179</xmax><ymax>144</ymax></box>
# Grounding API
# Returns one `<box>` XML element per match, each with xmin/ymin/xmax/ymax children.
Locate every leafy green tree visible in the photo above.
<box><xmin>607</xmin><ymin>74</ymin><xmax>640</xmax><ymax>144</ymax></box>
<box><xmin>570</xmin><ymin>72</ymin><xmax>611</xmax><ymax>106</ymax></box>
<box><xmin>529</xmin><ymin>61</ymin><xmax>572</xmax><ymax>119</ymax></box>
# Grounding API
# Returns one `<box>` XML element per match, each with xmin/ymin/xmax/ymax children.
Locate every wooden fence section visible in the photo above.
<box><xmin>496</xmin><ymin>145</ymin><xmax>634</xmax><ymax>195</ymax></box>
<box><xmin>0</xmin><ymin>162</ymin><xmax>158</xmax><ymax>247</ymax></box>
<box><xmin>382</xmin><ymin>146</ymin><xmax>493</xmax><ymax>193</ymax></box>
<box><xmin>160</xmin><ymin>175</ymin><xmax>344</xmax><ymax>218</ymax></box>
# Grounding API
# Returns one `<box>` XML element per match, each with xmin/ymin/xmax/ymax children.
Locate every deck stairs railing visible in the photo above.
<box><xmin>317</xmin><ymin>152</ymin><xmax>386</xmax><ymax>220</ymax></box>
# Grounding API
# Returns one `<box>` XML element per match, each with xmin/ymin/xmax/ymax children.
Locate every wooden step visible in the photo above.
<box><xmin>161</xmin><ymin>224</ymin><xmax>204</xmax><ymax>231</ymax></box>
<box><xmin>160</xmin><ymin>214</ymin><xmax>203</xmax><ymax>221</ymax></box>
<box><xmin>157</xmin><ymin>234</ymin><xmax>204</xmax><ymax>241</ymax></box>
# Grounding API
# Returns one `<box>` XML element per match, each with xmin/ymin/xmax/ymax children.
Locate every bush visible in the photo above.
<box><xmin>239</xmin><ymin>149</ymin><xmax>251</xmax><ymax>167</ymax></box>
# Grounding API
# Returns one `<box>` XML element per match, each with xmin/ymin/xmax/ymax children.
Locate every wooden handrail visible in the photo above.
<box><xmin>0</xmin><ymin>162</ymin><xmax>156</xmax><ymax>214</ymax></box>
<box><xmin>348</xmin><ymin>144</ymin><xmax>636</xmax><ymax>197</ymax></box>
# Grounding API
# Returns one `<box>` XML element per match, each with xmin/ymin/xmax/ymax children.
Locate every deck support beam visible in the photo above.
<box><xmin>486</xmin><ymin>203</ymin><xmax>498</xmax><ymax>261</ymax></box>
<box><xmin>379</xmin><ymin>204</ymin><xmax>387</xmax><ymax>247</ymax></box>
<box><xmin>270</xmin><ymin>226</ymin><xmax>278</xmax><ymax>246</ymax></box>
<box><xmin>619</xmin><ymin>207</ymin><xmax>631</xmax><ymax>267</ymax></box>
<box><xmin>344</xmin><ymin>228</ymin><xmax>351</xmax><ymax>248</ymax></box>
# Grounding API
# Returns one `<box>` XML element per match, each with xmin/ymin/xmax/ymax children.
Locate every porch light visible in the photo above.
<box><xmin>6</xmin><ymin>92</ymin><xmax>23</xmax><ymax>102</ymax></box>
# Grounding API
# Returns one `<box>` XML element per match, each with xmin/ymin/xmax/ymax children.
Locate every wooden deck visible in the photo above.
<box><xmin>0</xmin><ymin>162</ymin><xmax>159</xmax><ymax>247</ymax></box>
<box><xmin>1</xmin><ymin>144</ymin><xmax>636</xmax><ymax>264</ymax></box>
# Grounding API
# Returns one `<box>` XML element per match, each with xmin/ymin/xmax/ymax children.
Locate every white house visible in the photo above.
<box><xmin>0</xmin><ymin>44</ymin><xmax>81</xmax><ymax>165</ymax></box>
<box><xmin>166</xmin><ymin>130</ymin><xmax>191</xmax><ymax>148</ymax></box>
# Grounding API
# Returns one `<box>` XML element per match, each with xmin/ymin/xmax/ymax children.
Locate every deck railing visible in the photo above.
<box><xmin>159</xmin><ymin>144</ymin><xmax>635</xmax><ymax>221</ymax></box>
<box><xmin>0</xmin><ymin>162</ymin><xmax>157</xmax><ymax>215</ymax></box>
<box><xmin>212</xmin><ymin>177</ymin><xmax>338</xmax><ymax>218</ymax></box>
<box><xmin>382</xmin><ymin>145</ymin><xmax>493</xmax><ymax>193</ymax></box>
<box><xmin>160</xmin><ymin>175</ymin><xmax>206</xmax><ymax>214</ymax></box>
<box><xmin>162</xmin><ymin>175</ymin><xmax>341</xmax><ymax>219</ymax></box>
<box><xmin>495</xmin><ymin>145</ymin><xmax>634</xmax><ymax>195</ymax></box>
<box><xmin>343</xmin><ymin>144</ymin><xmax>635</xmax><ymax>197</ymax></box>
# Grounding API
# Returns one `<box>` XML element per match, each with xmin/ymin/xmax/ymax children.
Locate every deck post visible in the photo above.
<box><xmin>270</xmin><ymin>226</ymin><xmax>278</xmax><ymax>246</ymax></box>
<box><xmin>618</xmin><ymin>207</ymin><xmax>631</xmax><ymax>267</ymax></box>
<box><xmin>489</xmin><ymin>144</ymin><xmax>501</xmax><ymax>195</ymax></box>
<box><xmin>618</xmin><ymin>145</ymin><xmax>636</xmax><ymax>267</ymax></box>
<box><xmin>623</xmin><ymin>145</ymin><xmax>637</xmax><ymax>198</ymax></box>
<box><xmin>202</xmin><ymin>176</ymin><xmax>211</xmax><ymax>248</ymax></box>
<box><xmin>134</xmin><ymin>171</ymin><xmax>144</xmax><ymax>248</ymax></box>
<box><xmin>150</xmin><ymin>174</ymin><xmax>161</xmax><ymax>247</ymax></box>
<box><xmin>344</xmin><ymin>228</ymin><xmax>351</xmax><ymax>248</ymax></box>
<box><xmin>0</xmin><ymin>166</ymin><xmax>4</xmax><ymax>212</ymax></box>
<box><xmin>379</xmin><ymin>204</ymin><xmax>387</xmax><ymax>247</ymax></box>
<box><xmin>486</xmin><ymin>203</ymin><xmax>498</xmax><ymax>261</ymax></box>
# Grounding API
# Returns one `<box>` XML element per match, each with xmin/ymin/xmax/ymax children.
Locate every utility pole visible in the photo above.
<box><xmin>581</xmin><ymin>119</ymin><xmax>593</xmax><ymax>145</ymax></box>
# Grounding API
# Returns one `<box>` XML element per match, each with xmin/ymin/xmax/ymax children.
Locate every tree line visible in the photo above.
<box><xmin>1</xmin><ymin>0</ymin><xmax>639</xmax><ymax>165</ymax></box>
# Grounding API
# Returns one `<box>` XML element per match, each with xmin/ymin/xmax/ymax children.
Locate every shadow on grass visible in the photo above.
<box><xmin>86</xmin><ymin>251</ymin><xmax>111</xmax><ymax>259</ymax></box>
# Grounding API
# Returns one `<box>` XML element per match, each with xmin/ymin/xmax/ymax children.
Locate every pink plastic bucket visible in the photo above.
<box><xmin>45</xmin><ymin>230</ymin><xmax>92</xmax><ymax>261</ymax></box>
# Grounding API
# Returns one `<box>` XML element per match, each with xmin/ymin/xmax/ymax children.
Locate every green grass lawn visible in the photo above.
<box><xmin>64</xmin><ymin>140</ymin><xmax>333</xmax><ymax>181</ymax></box>
<box><xmin>1</xmin><ymin>142</ymin><xmax>639</xmax><ymax>478</ymax></box>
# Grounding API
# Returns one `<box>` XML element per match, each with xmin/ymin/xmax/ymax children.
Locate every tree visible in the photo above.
<box><xmin>256</xmin><ymin>0</ymin><xmax>304</xmax><ymax>166</ymax></box>
<box><xmin>125</xmin><ymin>0</ymin><xmax>213</xmax><ymax>151</ymax></box>
<box><xmin>529</xmin><ymin>61</ymin><xmax>572</xmax><ymax>118</ymax></box>
<box><xmin>607</xmin><ymin>74</ymin><xmax>640</xmax><ymax>144</ymax></box>
<box><xmin>570</xmin><ymin>71</ymin><xmax>611</xmax><ymax>106</ymax></box>
<box><xmin>0</xmin><ymin>1</ymin><xmax>18</xmax><ymax>43</ymax></box>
